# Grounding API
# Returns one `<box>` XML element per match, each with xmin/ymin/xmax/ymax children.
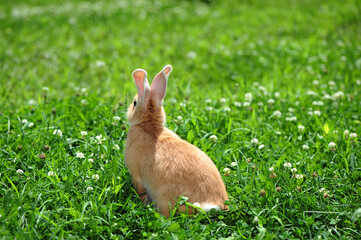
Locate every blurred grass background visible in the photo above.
<box><xmin>1</xmin><ymin>0</ymin><xmax>360</xmax><ymax>111</ymax></box>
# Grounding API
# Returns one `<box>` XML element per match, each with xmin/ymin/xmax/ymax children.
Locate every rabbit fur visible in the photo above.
<box><xmin>124</xmin><ymin>65</ymin><xmax>228</xmax><ymax>217</ymax></box>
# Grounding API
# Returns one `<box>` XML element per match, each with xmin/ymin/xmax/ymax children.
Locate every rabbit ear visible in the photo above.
<box><xmin>132</xmin><ymin>69</ymin><xmax>150</xmax><ymax>102</ymax></box>
<box><xmin>150</xmin><ymin>65</ymin><xmax>172</xmax><ymax>107</ymax></box>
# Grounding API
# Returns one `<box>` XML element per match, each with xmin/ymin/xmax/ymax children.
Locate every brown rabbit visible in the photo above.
<box><xmin>124</xmin><ymin>65</ymin><xmax>228</xmax><ymax>217</ymax></box>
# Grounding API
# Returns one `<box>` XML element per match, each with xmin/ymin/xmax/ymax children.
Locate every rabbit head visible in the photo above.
<box><xmin>127</xmin><ymin>65</ymin><xmax>173</xmax><ymax>126</ymax></box>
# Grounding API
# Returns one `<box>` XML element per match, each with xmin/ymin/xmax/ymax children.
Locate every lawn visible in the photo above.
<box><xmin>0</xmin><ymin>0</ymin><xmax>361</xmax><ymax>238</ymax></box>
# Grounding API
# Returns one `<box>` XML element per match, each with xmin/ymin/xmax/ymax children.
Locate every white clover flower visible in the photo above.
<box><xmin>267</xmin><ymin>99</ymin><xmax>275</xmax><ymax>105</ymax></box>
<box><xmin>302</xmin><ymin>144</ymin><xmax>309</xmax><ymax>150</ymax></box>
<box><xmin>92</xmin><ymin>174</ymin><xmax>99</xmax><ymax>181</ymax></box>
<box><xmin>298</xmin><ymin>125</ymin><xmax>305</xmax><ymax>132</ymax></box>
<box><xmin>48</xmin><ymin>171</ymin><xmax>55</xmax><ymax>177</ymax></box>
<box><xmin>209</xmin><ymin>135</ymin><xmax>218</xmax><ymax>143</ymax></box>
<box><xmin>86</xmin><ymin>186</ymin><xmax>93</xmax><ymax>191</ymax></box>
<box><xmin>295</xmin><ymin>174</ymin><xmax>304</xmax><ymax>179</ymax></box>
<box><xmin>344</xmin><ymin>130</ymin><xmax>349</xmax><ymax>137</ymax></box>
<box><xmin>258</xmin><ymin>144</ymin><xmax>265</xmax><ymax>150</ymax></box>
<box><xmin>113</xmin><ymin>144</ymin><xmax>120</xmax><ymax>150</ymax></box>
<box><xmin>328</xmin><ymin>142</ymin><xmax>336</xmax><ymax>148</ymax></box>
<box><xmin>291</xmin><ymin>168</ymin><xmax>297</xmax><ymax>173</ymax></box>
<box><xmin>313</xmin><ymin>110</ymin><xmax>321</xmax><ymax>116</ymax></box>
<box><xmin>223</xmin><ymin>167</ymin><xmax>231</xmax><ymax>175</ymax></box>
<box><xmin>29</xmin><ymin>99</ymin><xmax>36</xmax><ymax>105</ymax></box>
<box><xmin>113</xmin><ymin>116</ymin><xmax>121</xmax><ymax>121</ymax></box>
<box><xmin>234</xmin><ymin>101</ymin><xmax>242</xmax><ymax>107</ymax></box>
<box><xmin>245</xmin><ymin>93</ymin><xmax>253</xmax><ymax>102</ymax></box>
<box><xmin>243</xmin><ymin>102</ymin><xmax>250</xmax><ymax>107</ymax></box>
<box><xmin>307</xmin><ymin>111</ymin><xmax>313</xmax><ymax>116</ymax></box>
<box><xmin>88</xmin><ymin>158</ymin><xmax>94</xmax><ymax>164</ymax></box>
<box><xmin>257</xmin><ymin>102</ymin><xmax>264</xmax><ymax>107</ymax></box>
<box><xmin>193</xmin><ymin>202</ymin><xmax>201</xmax><ymax>208</ymax></box>
<box><xmin>95</xmin><ymin>60</ymin><xmax>106</xmax><ymax>68</ymax></box>
<box><xmin>356</xmin><ymin>79</ymin><xmax>361</xmax><ymax>85</ymax></box>
<box><xmin>332</xmin><ymin>91</ymin><xmax>344</xmax><ymax>100</ymax></box>
<box><xmin>95</xmin><ymin>134</ymin><xmax>106</xmax><ymax>144</ymax></box>
<box><xmin>177</xmin><ymin>116</ymin><xmax>183</xmax><ymax>121</ymax></box>
<box><xmin>333</xmin><ymin>130</ymin><xmax>339</xmax><ymax>134</ymax></box>
<box><xmin>28</xmin><ymin>122</ymin><xmax>34</xmax><ymax>128</ymax></box>
<box><xmin>258</xmin><ymin>86</ymin><xmax>267</xmax><ymax>95</ymax></box>
<box><xmin>286</xmin><ymin>116</ymin><xmax>297</xmax><ymax>121</ymax></box>
<box><xmin>251</xmin><ymin>138</ymin><xmax>259</xmax><ymax>145</ymax></box>
<box><xmin>223</xmin><ymin>107</ymin><xmax>231</xmax><ymax>112</ymax></box>
<box><xmin>81</xmin><ymin>131</ymin><xmax>88</xmax><ymax>137</ymax></box>
<box><xmin>328</xmin><ymin>81</ymin><xmax>336</xmax><ymax>86</ymax></box>
<box><xmin>42</xmin><ymin>87</ymin><xmax>49</xmax><ymax>91</ymax></box>
<box><xmin>81</xmin><ymin>88</ymin><xmax>87</xmax><ymax>93</ymax></box>
<box><xmin>275</xmin><ymin>131</ymin><xmax>282</xmax><ymax>135</ymax></box>
<box><xmin>283</xmin><ymin>162</ymin><xmax>292</xmax><ymax>168</ymax></box>
<box><xmin>231</xmin><ymin>162</ymin><xmax>237</xmax><ymax>167</ymax></box>
<box><xmin>253</xmin><ymin>82</ymin><xmax>260</xmax><ymax>86</ymax></box>
<box><xmin>220</xmin><ymin>98</ymin><xmax>226</xmax><ymax>104</ymax></box>
<box><xmin>349</xmin><ymin>133</ymin><xmax>357</xmax><ymax>139</ymax></box>
<box><xmin>312</xmin><ymin>80</ymin><xmax>319</xmax><ymax>85</ymax></box>
<box><xmin>180</xmin><ymin>103</ymin><xmax>186</xmax><ymax>107</ymax></box>
<box><xmin>16</xmin><ymin>169</ymin><xmax>24</xmax><ymax>174</ymax></box>
<box><xmin>53</xmin><ymin>129</ymin><xmax>62</xmax><ymax>136</ymax></box>
<box><xmin>76</xmin><ymin>152</ymin><xmax>85</xmax><ymax>158</ymax></box>
<box><xmin>272</xmin><ymin>110</ymin><xmax>282</xmax><ymax>118</ymax></box>
<box><xmin>322</xmin><ymin>94</ymin><xmax>333</xmax><ymax>100</ymax></box>
<box><xmin>306</xmin><ymin>90</ymin><xmax>317</xmax><ymax>96</ymax></box>
<box><xmin>269</xmin><ymin>167</ymin><xmax>274</xmax><ymax>172</ymax></box>
<box><xmin>205</xmin><ymin>106</ymin><xmax>213</xmax><ymax>111</ymax></box>
<box><xmin>205</xmin><ymin>99</ymin><xmax>212</xmax><ymax>103</ymax></box>
<box><xmin>288</xmin><ymin>107</ymin><xmax>294</xmax><ymax>113</ymax></box>
<box><xmin>22</xmin><ymin>119</ymin><xmax>29</xmax><ymax>124</ymax></box>
<box><xmin>253</xmin><ymin>216</ymin><xmax>259</xmax><ymax>223</ymax></box>
<box><xmin>274</xmin><ymin>92</ymin><xmax>280</xmax><ymax>98</ymax></box>
<box><xmin>187</xmin><ymin>51</ymin><xmax>197</xmax><ymax>60</ymax></box>
<box><xmin>81</xmin><ymin>99</ymin><xmax>88</xmax><ymax>106</ymax></box>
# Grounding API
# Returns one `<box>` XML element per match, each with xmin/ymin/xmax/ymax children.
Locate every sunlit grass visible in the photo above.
<box><xmin>0</xmin><ymin>0</ymin><xmax>361</xmax><ymax>238</ymax></box>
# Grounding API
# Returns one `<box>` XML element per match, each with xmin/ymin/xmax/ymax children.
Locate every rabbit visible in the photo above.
<box><xmin>124</xmin><ymin>65</ymin><xmax>228</xmax><ymax>217</ymax></box>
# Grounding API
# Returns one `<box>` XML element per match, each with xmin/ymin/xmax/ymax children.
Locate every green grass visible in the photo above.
<box><xmin>1</xmin><ymin>0</ymin><xmax>361</xmax><ymax>238</ymax></box>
